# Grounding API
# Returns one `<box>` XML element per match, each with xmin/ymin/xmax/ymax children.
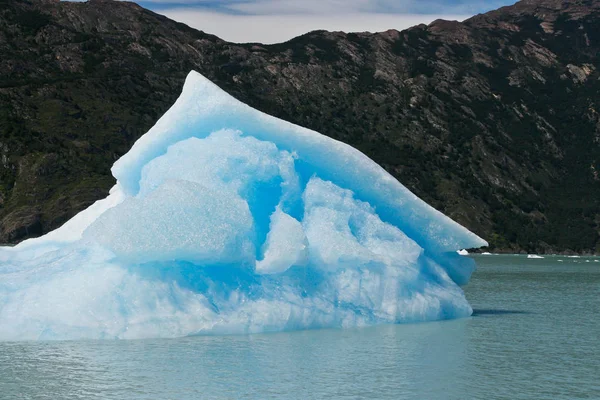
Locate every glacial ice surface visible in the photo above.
<box><xmin>0</xmin><ymin>71</ymin><xmax>487</xmax><ymax>340</ymax></box>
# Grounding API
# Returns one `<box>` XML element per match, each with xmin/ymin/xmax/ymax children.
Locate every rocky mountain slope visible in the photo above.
<box><xmin>1</xmin><ymin>0</ymin><xmax>599</xmax><ymax>253</ymax></box>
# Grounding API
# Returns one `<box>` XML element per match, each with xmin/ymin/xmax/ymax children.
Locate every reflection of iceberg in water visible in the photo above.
<box><xmin>0</xmin><ymin>72</ymin><xmax>487</xmax><ymax>341</ymax></box>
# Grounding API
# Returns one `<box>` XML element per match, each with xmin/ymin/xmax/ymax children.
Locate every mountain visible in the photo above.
<box><xmin>1</xmin><ymin>0</ymin><xmax>599</xmax><ymax>253</ymax></box>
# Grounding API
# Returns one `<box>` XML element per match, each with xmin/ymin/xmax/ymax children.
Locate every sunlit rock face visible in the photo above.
<box><xmin>0</xmin><ymin>72</ymin><xmax>486</xmax><ymax>341</ymax></box>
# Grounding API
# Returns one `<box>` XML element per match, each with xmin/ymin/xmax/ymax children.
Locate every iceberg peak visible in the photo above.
<box><xmin>114</xmin><ymin>71</ymin><xmax>486</xmax><ymax>254</ymax></box>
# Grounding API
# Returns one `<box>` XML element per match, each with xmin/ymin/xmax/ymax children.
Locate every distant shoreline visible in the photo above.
<box><xmin>468</xmin><ymin>249</ymin><xmax>599</xmax><ymax>257</ymax></box>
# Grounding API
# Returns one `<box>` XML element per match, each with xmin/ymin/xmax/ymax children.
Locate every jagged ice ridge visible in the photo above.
<box><xmin>0</xmin><ymin>72</ymin><xmax>487</xmax><ymax>340</ymax></box>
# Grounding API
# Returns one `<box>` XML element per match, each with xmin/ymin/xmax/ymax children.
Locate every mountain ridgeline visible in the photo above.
<box><xmin>1</xmin><ymin>0</ymin><xmax>599</xmax><ymax>253</ymax></box>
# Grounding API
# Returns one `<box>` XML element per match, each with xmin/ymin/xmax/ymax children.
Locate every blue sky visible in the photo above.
<box><xmin>68</xmin><ymin>0</ymin><xmax>517</xmax><ymax>43</ymax></box>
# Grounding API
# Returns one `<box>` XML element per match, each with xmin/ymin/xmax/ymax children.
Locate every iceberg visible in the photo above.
<box><xmin>0</xmin><ymin>71</ymin><xmax>487</xmax><ymax>341</ymax></box>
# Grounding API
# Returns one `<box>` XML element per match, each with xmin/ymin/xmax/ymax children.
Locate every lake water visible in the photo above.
<box><xmin>1</xmin><ymin>255</ymin><xmax>598</xmax><ymax>399</ymax></box>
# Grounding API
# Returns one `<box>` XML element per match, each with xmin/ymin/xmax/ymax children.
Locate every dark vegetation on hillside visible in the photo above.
<box><xmin>1</xmin><ymin>0</ymin><xmax>599</xmax><ymax>253</ymax></box>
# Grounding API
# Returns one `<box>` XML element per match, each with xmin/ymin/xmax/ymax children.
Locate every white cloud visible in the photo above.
<box><xmin>159</xmin><ymin>10</ymin><xmax>470</xmax><ymax>44</ymax></box>
<box><xmin>226</xmin><ymin>0</ymin><xmax>375</xmax><ymax>15</ymax></box>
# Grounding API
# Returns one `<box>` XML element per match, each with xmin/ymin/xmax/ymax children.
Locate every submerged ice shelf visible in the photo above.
<box><xmin>0</xmin><ymin>71</ymin><xmax>487</xmax><ymax>340</ymax></box>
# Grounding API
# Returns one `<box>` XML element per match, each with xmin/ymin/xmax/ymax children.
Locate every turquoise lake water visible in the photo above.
<box><xmin>1</xmin><ymin>255</ymin><xmax>598</xmax><ymax>399</ymax></box>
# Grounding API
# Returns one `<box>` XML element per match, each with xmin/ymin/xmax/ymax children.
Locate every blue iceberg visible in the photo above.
<box><xmin>0</xmin><ymin>72</ymin><xmax>487</xmax><ymax>340</ymax></box>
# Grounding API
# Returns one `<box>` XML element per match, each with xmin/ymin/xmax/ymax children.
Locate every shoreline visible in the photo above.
<box><xmin>467</xmin><ymin>249</ymin><xmax>599</xmax><ymax>257</ymax></box>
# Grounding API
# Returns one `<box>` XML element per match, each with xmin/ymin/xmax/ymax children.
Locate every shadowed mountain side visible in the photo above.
<box><xmin>0</xmin><ymin>0</ymin><xmax>599</xmax><ymax>253</ymax></box>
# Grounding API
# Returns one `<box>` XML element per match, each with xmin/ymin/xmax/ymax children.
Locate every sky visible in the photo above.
<box><xmin>67</xmin><ymin>0</ymin><xmax>517</xmax><ymax>44</ymax></box>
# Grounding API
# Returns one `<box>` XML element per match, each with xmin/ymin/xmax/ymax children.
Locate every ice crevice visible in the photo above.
<box><xmin>0</xmin><ymin>71</ymin><xmax>487</xmax><ymax>340</ymax></box>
